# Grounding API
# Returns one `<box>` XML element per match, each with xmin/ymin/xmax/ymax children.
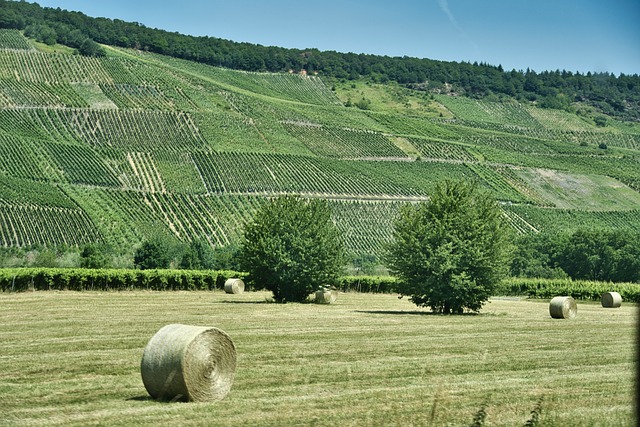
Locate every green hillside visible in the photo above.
<box><xmin>0</xmin><ymin>29</ymin><xmax>639</xmax><ymax>264</ymax></box>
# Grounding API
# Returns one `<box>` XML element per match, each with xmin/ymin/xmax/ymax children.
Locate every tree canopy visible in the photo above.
<box><xmin>240</xmin><ymin>196</ymin><xmax>344</xmax><ymax>303</ymax></box>
<box><xmin>385</xmin><ymin>180</ymin><xmax>513</xmax><ymax>314</ymax></box>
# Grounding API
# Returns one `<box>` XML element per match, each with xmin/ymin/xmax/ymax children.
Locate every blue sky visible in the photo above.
<box><xmin>34</xmin><ymin>0</ymin><xmax>640</xmax><ymax>75</ymax></box>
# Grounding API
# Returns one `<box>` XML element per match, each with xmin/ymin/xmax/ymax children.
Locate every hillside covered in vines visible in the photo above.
<box><xmin>0</xmin><ymin>27</ymin><xmax>638</xmax><ymax>269</ymax></box>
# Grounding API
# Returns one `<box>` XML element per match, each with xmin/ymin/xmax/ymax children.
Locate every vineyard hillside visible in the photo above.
<box><xmin>0</xmin><ymin>29</ymin><xmax>639</xmax><ymax>260</ymax></box>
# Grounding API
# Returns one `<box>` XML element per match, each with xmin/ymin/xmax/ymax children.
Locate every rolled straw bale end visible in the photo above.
<box><xmin>224</xmin><ymin>278</ymin><xmax>245</xmax><ymax>294</ymax></box>
<box><xmin>141</xmin><ymin>324</ymin><xmax>237</xmax><ymax>402</ymax></box>
<box><xmin>315</xmin><ymin>289</ymin><xmax>336</xmax><ymax>304</ymax></box>
<box><xmin>601</xmin><ymin>291</ymin><xmax>622</xmax><ymax>308</ymax></box>
<box><xmin>549</xmin><ymin>296</ymin><xmax>577</xmax><ymax>319</ymax></box>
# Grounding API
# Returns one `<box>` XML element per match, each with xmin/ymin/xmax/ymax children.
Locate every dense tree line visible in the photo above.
<box><xmin>0</xmin><ymin>238</ymin><xmax>241</xmax><ymax>271</ymax></box>
<box><xmin>511</xmin><ymin>229</ymin><xmax>640</xmax><ymax>283</ymax></box>
<box><xmin>2</xmin><ymin>1</ymin><xmax>638</xmax><ymax>120</ymax></box>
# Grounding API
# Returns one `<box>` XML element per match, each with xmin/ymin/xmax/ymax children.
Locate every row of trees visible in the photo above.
<box><xmin>0</xmin><ymin>239</ymin><xmax>240</xmax><ymax>271</ymax></box>
<box><xmin>11</xmin><ymin>16</ymin><xmax>105</xmax><ymax>56</ymax></box>
<box><xmin>511</xmin><ymin>229</ymin><xmax>640</xmax><ymax>283</ymax></box>
<box><xmin>1</xmin><ymin>1</ymin><xmax>638</xmax><ymax>119</ymax></box>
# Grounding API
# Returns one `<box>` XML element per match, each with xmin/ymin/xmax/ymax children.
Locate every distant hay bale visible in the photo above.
<box><xmin>141</xmin><ymin>324</ymin><xmax>236</xmax><ymax>402</ymax></box>
<box><xmin>315</xmin><ymin>288</ymin><xmax>336</xmax><ymax>304</ymax></box>
<box><xmin>601</xmin><ymin>292</ymin><xmax>622</xmax><ymax>308</ymax></box>
<box><xmin>224</xmin><ymin>278</ymin><xmax>244</xmax><ymax>294</ymax></box>
<box><xmin>549</xmin><ymin>296</ymin><xmax>577</xmax><ymax>319</ymax></box>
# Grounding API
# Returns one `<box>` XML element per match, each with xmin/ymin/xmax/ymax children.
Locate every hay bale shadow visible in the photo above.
<box><xmin>126</xmin><ymin>395</ymin><xmax>154</xmax><ymax>402</ymax></box>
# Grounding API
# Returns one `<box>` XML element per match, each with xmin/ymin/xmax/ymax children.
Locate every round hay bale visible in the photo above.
<box><xmin>315</xmin><ymin>289</ymin><xmax>336</xmax><ymax>304</ymax></box>
<box><xmin>141</xmin><ymin>324</ymin><xmax>236</xmax><ymax>402</ymax></box>
<box><xmin>601</xmin><ymin>291</ymin><xmax>622</xmax><ymax>308</ymax></box>
<box><xmin>549</xmin><ymin>296</ymin><xmax>577</xmax><ymax>319</ymax></box>
<box><xmin>224</xmin><ymin>278</ymin><xmax>244</xmax><ymax>294</ymax></box>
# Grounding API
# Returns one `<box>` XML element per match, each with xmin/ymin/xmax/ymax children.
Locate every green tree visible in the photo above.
<box><xmin>180</xmin><ymin>239</ymin><xmax>215</xmax><ymax>270</ymax></box>
<box><xmin>510</xmin><ymin>232</ymin><xmax>567</xmax><ymax>279</ymax></box>
<box><xmin>77</xmin><ymin>37</ymin><xmax>106</xmax><ymax>57</ymax></box>
<box><xmin>24</xmin><ymin>23</ymin><xmax>57</xmax><ymax>45</ymax></box>
<box><xmin>212</xmin><ymin>243</ymin><xmax>241</xmax><ymax>271</ymax></box>
<box><xmin>240</xmin><ymin>196</ymin><xmax>344</xmax><ymax>303</ymax></box>
<box><xmin>556</xmin><ymin>229</ymin><xmax>640</xmax><ymax>282</ymax></box>
<box><xmin>384</xmin><ymin>180</ymin><xmax>512</xmax><ymax>314</ymax></box>
<box><xmin>80</xmin><ymin>243</ymin><xmax>112</xmax><ymax>269</ymax></box>
<box><xmin>134</xmin><ymin>237</ymin><xmax>172</xmax><ymax>270</ymax></box>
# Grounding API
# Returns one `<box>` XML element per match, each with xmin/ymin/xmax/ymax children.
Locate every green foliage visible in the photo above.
<box><xmin>510</xmin><ymin>233</ymin><xmax>568</xmax><ymax>279</ymax></box>
<box><xmin>557</xmin><ymin>229</ymin><xmax>640</xmax><ymax>282</ymax></box>
<box><xmin>180</xmin><ymin>239</ymin><xmax>216</xmax><ymax>270</ymax></box>
<box><xmin>385</xmin><ymin>180</ymin><xmax>513</xmax><ymax>313</ymax></box>
<box><xmin>349</xmin><ymin>253</ymin><xmax>382</xmax><ymax>276</ymax></box>
<box><xmin>0</xmin><ymin>267</ymin><xmax>245</xmax><ymax>291</ymax></box>
<box><xmin>594</xmin><ymin>116</ymin><xmax>607</xmax><ymax>127</ymax></box>
<box><xmin>240</xmin><ymin>196</ymin><xmax>345</xmax><ymax>302</ymax></box>
<box><xmin>354</xmin><ymin>97</ymin><xmax>372</xmax><ymax>110</ymax></box>
<box><xmin>337</xmin><ymin>275</ymin><xmax>397</xmax><ymax>293</ymax></box>
<box><xmin>133</xmin><ymin>236</ymin><xmax>174</xmax><ymax>270</ymax></box>
<box><xmin>79</xmin><ymin>243</ymin><xmax>112</xmax><ymax>269</ymax></box>
<box><xmin>511</xmin><ymin>229</ymin><xmax>640</xmax><ymax>283</ymax></box>
<box><xmin>211</xmin><ymin>244</ymin><xmax>241</xmax><ymax>271</ymax></box>
<box><xmin>77</xmin><ymin>38</ymin><xmax>106</xmax><ymax>57</ymax></box>
<box><xmin>0</xmin><ymin>29</ymin><xmax>32</xmax><ymax>49</ymax></box>
<box><xmin>498</xmin><ymin>277</ymin><xmax>640</xmax><ymax>303</ymax></box>
<box><xmin>24</xmin><ymin>23</ymin><xmax>56</xmax><ymax>45</ymax></box>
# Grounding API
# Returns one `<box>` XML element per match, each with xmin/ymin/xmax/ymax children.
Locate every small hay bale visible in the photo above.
<box><xmin>224</xmin><ymin>278</ymin><xmax>244</xmax><ymax>294</ymax></box>
<box><xmin>315</xmin><ymin>288</ymin><xmax>336</xmax><ymax>304</ymax></box>
<box><xmin>549</xmin><ymin>296</ymin><xmax>577</xmax><ymax>319</ymax></box>
<box><xmin>601</xmin><ymin>291</ymin><xmax>622</xmax><ymax>308</ymax></box>
<box><xmin>141</xmin><ymin>324</ymin><xmax>236</xmax><ymax>402</ymax></box>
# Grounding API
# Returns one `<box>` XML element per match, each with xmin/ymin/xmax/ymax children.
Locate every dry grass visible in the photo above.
<box><xmin>0</xmin><ymin>291</ymin><xmax>636</xmax><ymax>426</ymax></box>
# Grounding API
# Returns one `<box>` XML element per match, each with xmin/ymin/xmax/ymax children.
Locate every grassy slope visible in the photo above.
<box><xmin>0</xmin><ymin>291</ymin><xmax>636</xmax><ymax>426</ymax></box>
<box><xmin>0</xmin><ymin>30</ymin><xmax>639</xmax><ymax>256</ymax></box>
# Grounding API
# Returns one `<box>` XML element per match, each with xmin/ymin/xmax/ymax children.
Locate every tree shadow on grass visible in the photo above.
<box><xmin>355</xmin><ymin>310</ymin><xmax>479</xmax><ymax>316</ymax></box>
<box><xmin>216</xmin><ymin>300</ymin><xmax>275</xmax><ymax>304</ymax></box>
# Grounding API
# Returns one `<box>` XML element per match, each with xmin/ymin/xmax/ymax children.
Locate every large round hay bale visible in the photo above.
<box><xmin>141</xmin><ymin>324</ymin><xmax>236</xmax><ymax>402</ymax></box>
<box><xmin>315</xmin><ymin>288</ymin><xmax>336</xmax><ymax>304</ymax></box>
<box><xmin>224</xmin><ymin>278</ymin><xmax>245</xmax><ymax>294</ymax></box>
<box><xmin>601</xmin><ymin>291</ymin><xmax>622</xmax><ymax>308</ymax></box>
<box><xmin>549</xmin><ymin>296</ymin><xmax>577</xmax><ymax>319</ymax></box>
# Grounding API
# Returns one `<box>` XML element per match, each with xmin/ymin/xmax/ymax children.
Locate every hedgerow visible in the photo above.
<box><xmin>0</xmin><ymin>268</ymin><xmax>246</xmax><ymax>292</ymax></box>
<box><xmin>497</xmin><ymin>277</ymin><xmax>640</xmax><ymax>303</ymax></box>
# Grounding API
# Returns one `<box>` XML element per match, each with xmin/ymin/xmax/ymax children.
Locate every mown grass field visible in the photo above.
<box><xmin>1</xmin><ymin>291</ymin><xmax>636</xmax><ymax>426</ymax></box>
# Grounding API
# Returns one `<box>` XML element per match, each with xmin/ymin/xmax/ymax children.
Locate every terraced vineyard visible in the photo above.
<box><xmin>0</xmin><ymin>30</ymin><xmax>639</xmax><ymax>257</ymax></box>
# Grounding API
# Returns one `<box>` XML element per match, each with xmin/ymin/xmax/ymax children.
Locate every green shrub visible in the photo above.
<box><xmin>498</xmin><ymin>277</ymin><xmax>640</xmax><ymax>303</ymax></box>
<box><xmin>338</xmin><ymin>276</ymin><xmax>397</xmax><ymax>293</ymax></box>
<box><xmin>0</xmin><ymin>268</ymin><xmax>246</xmax><ymax>292</ymax></box>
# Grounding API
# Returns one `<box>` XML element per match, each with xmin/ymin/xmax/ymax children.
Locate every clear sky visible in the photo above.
<box><xmin>34</xmin><ymin>0</ymin><xmax>640</xmax><ymax>75</ymax></box>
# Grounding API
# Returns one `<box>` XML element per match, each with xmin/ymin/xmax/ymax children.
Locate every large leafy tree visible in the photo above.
<box><xmin>134</xmin><ymin>237</ymin><xmax>173</xmax><ymax>270</ymax></box>
<box><xmin>240</xmin><ymin>196</ymin><xmax>344</xmax><ymax>303</ymax></box>
<box><xmin>385</xmin><ymin>180</ymin><xmax>512</xmax><ymax>314</ymax></box>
